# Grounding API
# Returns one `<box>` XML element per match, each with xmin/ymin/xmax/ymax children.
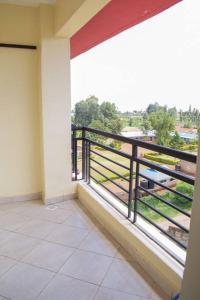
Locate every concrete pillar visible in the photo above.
<box><xmin>180</xmin><ymin>140</ymin><xmax>200</xmax><ymax>299</ymax></box>
<box><xmin>39</xmin><ymin>5</ymin><xmax>75</xmax><ymax>204</ymax></box>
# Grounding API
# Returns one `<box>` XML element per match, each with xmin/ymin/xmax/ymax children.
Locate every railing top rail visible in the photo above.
<box><xmin>72</xmin><ymin>125</ymin><xmax>197</xmax><ymax>163</ymax></box>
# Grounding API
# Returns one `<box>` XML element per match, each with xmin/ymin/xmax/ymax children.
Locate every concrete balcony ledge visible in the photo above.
<box><xmin>78</xmin><ymin>181</ymin><xmax>184</xmax><ymax>298</ymax></box>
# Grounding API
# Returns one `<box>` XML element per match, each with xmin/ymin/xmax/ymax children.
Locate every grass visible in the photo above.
<box><xmin>137</xmin><ymin>184</ymin><xmax>193</xmax><ymax>222</ymax></box>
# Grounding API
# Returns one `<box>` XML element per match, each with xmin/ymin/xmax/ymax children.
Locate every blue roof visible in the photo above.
<box><xmin>178</xmin><ymin>132</ymin><xmax>198</xmax><ymax>140</ymax></box>
<box><xmin>140</xmin><ymin>168</ymin><xmax>171</xmax><ymax>182</ymax></box>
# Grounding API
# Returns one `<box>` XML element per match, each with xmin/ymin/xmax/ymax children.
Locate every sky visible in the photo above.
<box><xmin>71</xmin><ymin>0</ymin><xmax>200</xmax><ymax>112</ymax></box>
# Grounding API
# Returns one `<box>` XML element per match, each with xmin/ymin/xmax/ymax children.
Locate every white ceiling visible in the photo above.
<box><xmin>0</xmin><ymin>0</ymin><xmax>55</xmax><ymax>7</ymax></box>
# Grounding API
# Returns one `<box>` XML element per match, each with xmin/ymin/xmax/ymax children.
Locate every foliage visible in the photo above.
<box><xmin>141</xmin><ymin>113</ymin><xmax>152</xmax><ymax>134</ymax></box>
<box><xmin>74</xmin><ymin>96</ymin><xmax>100</xmax><ymax>126</ymax></box>
<box><xmin>179</xmin><ymin>105</ymin><xmax>200</xmax><ymax>130</ymax></box>
<box><xmin>89</xmin><ymin>120</ymin><xmax>107</xmax><ymax>143</ymax></box>
<box><xmin>169</xmin><ymin>132</ymin><xmax>184</xmax><ymax>150</ymax></box>
<box><xmin>146</xmin><ymin>102</ymin><xmax>160</xmax><ymax>114</ymax></box>
<box><xmin>74</xmin><ymin>96</ymin><xmax>123</xmax><ymax>137</ymax></box>
<box><xmin>144</xmin><ymin>152</ymin><xmax>180</xmax><ymax>165</ymax></box>
<box><xmin>180</xmin><ymin>144</ymin><xmax>198</xmax><ymax>151</ymax></box>
<box><xmin>138</xmin><ymin>182</ymin><xmax>193</xmax><ymax>221</ymax></box>
<box><xmin>109</xmin><ymin>140</ymin><xmax>122</xmax><ymax>150</ymax></box>
<box><xmin>148</xmin><ymin>110</ymin><xmax>176</xmax><ymax>146</ymax></box>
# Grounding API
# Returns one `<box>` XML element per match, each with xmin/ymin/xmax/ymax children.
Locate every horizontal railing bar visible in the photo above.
<box><xmin>90</xmin><ymin>175</ymin><xmax>128</xmax><ymax>206</ymax></box>
<box><xmin>137</xmin><ymin>211</ymin><xmax>187</xmax><ymax>249</ymax></box>
<box><xmin>90</xmin><ymin>166</ymin><xmax>129</xmax><ymax>194</ymax></box>
<box><xmin>83</xmin><ymin>127</ymin><xmax>197</xmax><ymax>163</ymax></box>
<box><xmin>137</xmin><ymin>198</ymin><xmax>189</xmax><ymax>233</ymax></box>
<box><xmin>71</xmin><ymin>126</ymin><xmax>83</xmax><ymax>131</ymax></box>
<box><xmin>138</xmin><ymin>186</ymin><xmax>191</xmax><ymax>217</ymax></box>
<box><xmin>85</xmin><ymin>138</ymin><xmax>132</xmax><ymax>159</ymax></box>
<box><xmin>90</xmin><ymin>149</ymin><xmax>130</xmax><ymax>171</ymax></box>
<box><xmin>135</xmin><ymin>158</ymin><xmax>195</xmax><ymax>185</ymax></box>
<box><xmin>139</xmin><ymin>173</ymin><xmax>193</xmax><ymax>202</ymax></box>
<box><xmin>90</xmin><ymin>157</ymin><xmax>130</xmax><ymax>182</ymax></box>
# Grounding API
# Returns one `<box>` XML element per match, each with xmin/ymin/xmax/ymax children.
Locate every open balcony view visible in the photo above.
<box><xmin>0</xmin><ymin>0</ymin><xmax>200</xmax><ymax>300</ymax></box>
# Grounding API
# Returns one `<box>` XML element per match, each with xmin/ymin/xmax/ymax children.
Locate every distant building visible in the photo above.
<box><xmin>121</xmin><ymin>128</ymin><xmax>155</xmax><ymax>141</ymax></box>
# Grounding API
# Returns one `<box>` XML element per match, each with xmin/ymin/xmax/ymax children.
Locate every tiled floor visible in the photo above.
<box><xmin>0</xmin><ymin>199</ymin><xmax>168</xmax><ymax>300</ymax></box>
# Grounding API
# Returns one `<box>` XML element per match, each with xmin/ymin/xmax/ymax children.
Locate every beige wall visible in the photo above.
<box><xmin>0</xmin><ymin>4</ymin><xmax>38</xmax><ymax>45</ymax></box>
<box><xmin>0</xmin><ymin>1</ymin><xmax>109</xmax><ymax>202</ymax></box>
<box><xmin>0</xmin><ymin>47</ymin><xmax>41</xmax><ymax>198</ymax></box>
<box><xmin>0</xmin><ymin>4</ymin><xmax>41</xmax><ymax>199</ymax></box>
<box><xmin>39</xmin><ymin>5</ymin><xmax>74</xmax><ymax>202</ymax></box>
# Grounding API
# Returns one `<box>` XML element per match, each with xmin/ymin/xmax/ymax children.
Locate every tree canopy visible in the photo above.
<box><xmin>73</xmin><ymin>96</ymin><xmax>123</xmax><ymax>135</ymax></box>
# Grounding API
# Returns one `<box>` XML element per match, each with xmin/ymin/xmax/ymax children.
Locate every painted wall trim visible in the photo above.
<box><xmin>44</xmin><ymin>193</ymin><xmax>77</xmax><ymax>205</ymax></box>
<box><xmin>0</xmin><ymin>192</ymin><xmax>42</xmax><ymax>204</ymax></box>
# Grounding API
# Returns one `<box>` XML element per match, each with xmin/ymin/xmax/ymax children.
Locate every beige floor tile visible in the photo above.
<box><xmin>0</xmin><ymin>296</ymin><xmax>10</xmax><ymax>300</ymax></box>
<box><xmin>0</xmin><ymin>232</ymin><xmax>40</xmax><ymax>260</ymax></box>
<box><xmin>37</xmin><ymin>274</ymin><xmax>98</xmax><ymax>300</ymax></box>
<box><xmin>36</xmin><ymin>207</ymin><xmax>73</xmax><ymax>223</ymax></box>
<box><xmin>64</xmin><ymin>212</ymin><xmax>95</xmax><ymax>230</ymax></box>
<box><xmin>46</xmin><ymin>224</ymin><xmax>89</xmax><ymax>247</ymax></box>
<box><xmin>57</xmin><ymin>200</ymin><xmax>83</xmax><ymax>211</ymax></box>
<box><xmin>0</xmin><ymin>230</ymin><xmax>17</xmax><ymax>246</ymax></box>
<box><xmin>23</xmin><ymin>241</ymin><xmax>75</xmax><ymax>272</ymax></box>
<box><xmin>102</xmin><ymin>259</ymin><xmax>153</xmax><ymax>298</ymax></box>
<box><xmin>59</xmin><ymin>249</ymin><xmax>113</xmax><ymax>284</ymax></box>
<box><xmin>94</xmin><ymin>287</ymin><xmax>148</xmax><ymax>300</ymax></box>
<box><xmin>79</xmin><ymin>229</ymin><xmax>119</xmax><ymax>257</ymax></box>
<box><xmin>17</xmin><ymin>219</ymin><xmax>59</xmax><ymax>239</ymax></box>
<box><xmin>0</xmin><ymin>256</ymin><xmax>16</xmax><ymax>277</ymax></box>
<box><xmin>0</xmin><ymin>262</ymin><xmax>54</xmax><ymax>300</ymax></box>
<box><xmin>0</xmin><ymin>213</ymin><xmax>30</xmax><ymax>231</ymax></box>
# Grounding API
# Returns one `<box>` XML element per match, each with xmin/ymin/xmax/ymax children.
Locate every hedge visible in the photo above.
<box><xmin>180</xmin><ymin>144</ymin><xmax>197</xmax><ymax>151</ymax></box>
<box><xmin>144</xmin><ymin>152</ymin><xmax>180</xmax><ymax>165</ymax></box>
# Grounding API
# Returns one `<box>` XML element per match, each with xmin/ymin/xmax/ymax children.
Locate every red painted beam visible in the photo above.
<box><xmin>70</xmin><ymin>0</ymin><xmax>182</xmax><ymax>59</ymax></box>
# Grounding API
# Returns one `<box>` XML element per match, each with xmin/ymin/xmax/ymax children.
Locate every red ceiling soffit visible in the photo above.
<box><xmin>70</xmin><ymin>0</ymin><xmax>182</xmax><ymax>59</ymax></box>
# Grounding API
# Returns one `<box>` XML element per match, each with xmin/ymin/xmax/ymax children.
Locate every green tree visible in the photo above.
<box><xmin>170</xmin><ymin>131</ymin><xmax>184</xmax><ymax>150</ymax></box>
<box><xmin>89</xmin><ymin>120</ymin><xmax>107</xmax><ymax>143</ymax></box>
<box><xmin>146</xmin><ymin>102</ymin><xmax>160</xmax><ymax>114</ymax></box>
<box><xmin>149</xmin><ymin>110</ymin><xmax>175</xmax><ymax>146</ymax></box>
<box><xmin>74</xmin><ymin>96</ymin><xmax>123</xmax><ymax>135</ymax></box>
<box><xmin>141</xmin><ymin>113</ymin><xmax>152</xmax><ymax>134</ymax></box>
<box><xmin>74</xmin><ymin>96</ymin><xmax>100</xmax><ymax>126</ymax></box>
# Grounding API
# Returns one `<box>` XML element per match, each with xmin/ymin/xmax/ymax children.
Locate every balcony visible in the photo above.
<box><xmin>0</xmin><ymin>198</ymin><xmax>167</xmax><ymax>300</ymax></box>
<box><xmin>0</xmin><ymin>1</ymin><xmax>199</xmax><ymax>299</ymax></box>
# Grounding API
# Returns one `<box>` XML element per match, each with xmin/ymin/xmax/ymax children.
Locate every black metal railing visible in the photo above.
<box><xmin>72</xmin><ymin>125</ymin><xmax>197</xmax><ymax>261</ymax></box>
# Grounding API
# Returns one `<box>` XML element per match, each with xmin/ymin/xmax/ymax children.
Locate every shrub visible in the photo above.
<box><xmin>109</xmin><ymin>141</ymin><xmax>122</xmax><ymax>150</ymax></box>
<box><xmin>180</xmin><ymin>144</ymin><xmax>197</xmax><ymax>151</ymax></box>
<box><xmin>144</xmin><ymin>152</ymin><xmax>180</xmax><ymax>165</ymax></box>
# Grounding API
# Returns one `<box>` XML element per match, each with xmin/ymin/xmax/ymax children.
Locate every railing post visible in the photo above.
<box><xmin>74</xmin><ymin>139</ymin><xmax>78</xmax><ymax>181</ymax></box>
<box><xmin>88</xmin><ymin>141</ymin><xmax>91</xmax><ymax>184</ymax></box>
<box><xmin>71</xmin><ymin>128</ymin><xmax>76</xmax><ymax>175</ymax></box>
<box><xmin>133</xmin><ymin>146</ymin><xmax>139</xmax><ymax>223</ymax></box>
<box><xmin>82</xmin><ymin>128</ymin><xmax>86</xmax><ymax>180</ymax></box>
<box><xmin>128</xmin><ymin>145</ymin><xmax>134</xmax><ymax>218</ymax></box>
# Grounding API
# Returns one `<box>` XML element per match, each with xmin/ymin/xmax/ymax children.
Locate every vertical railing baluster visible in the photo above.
<box><xmin>71</xmin><ymin>129</ymin><xmax>76</xmax><ymax>174</ymax></box>
<box><xmin>85</xmin><ymin>141</ymin><xmax>88</xmax><ymax>182</ymax></box>
<box><xmin>82</xmin><ymin>128</ymin><xmax>86</xmax><ymax>180</ymax></box>
<box><xmin>133</xmin><ymin>146</ymin><xmax>139</xmax><ymax>223</ymax></box>
<box><xmin>74</xmin><ymin>139</ymin><xmax>78</xmax><ymax>181</ymax></box>
<box><xmin>128</xmin><ymin>145</ymin><xmax>134</xmax><ymax>218</ymax></box>
<box><xmin>88</xmin><ymin>142</ymin><xmax>91</xmax><ymax>184</ymax></box>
